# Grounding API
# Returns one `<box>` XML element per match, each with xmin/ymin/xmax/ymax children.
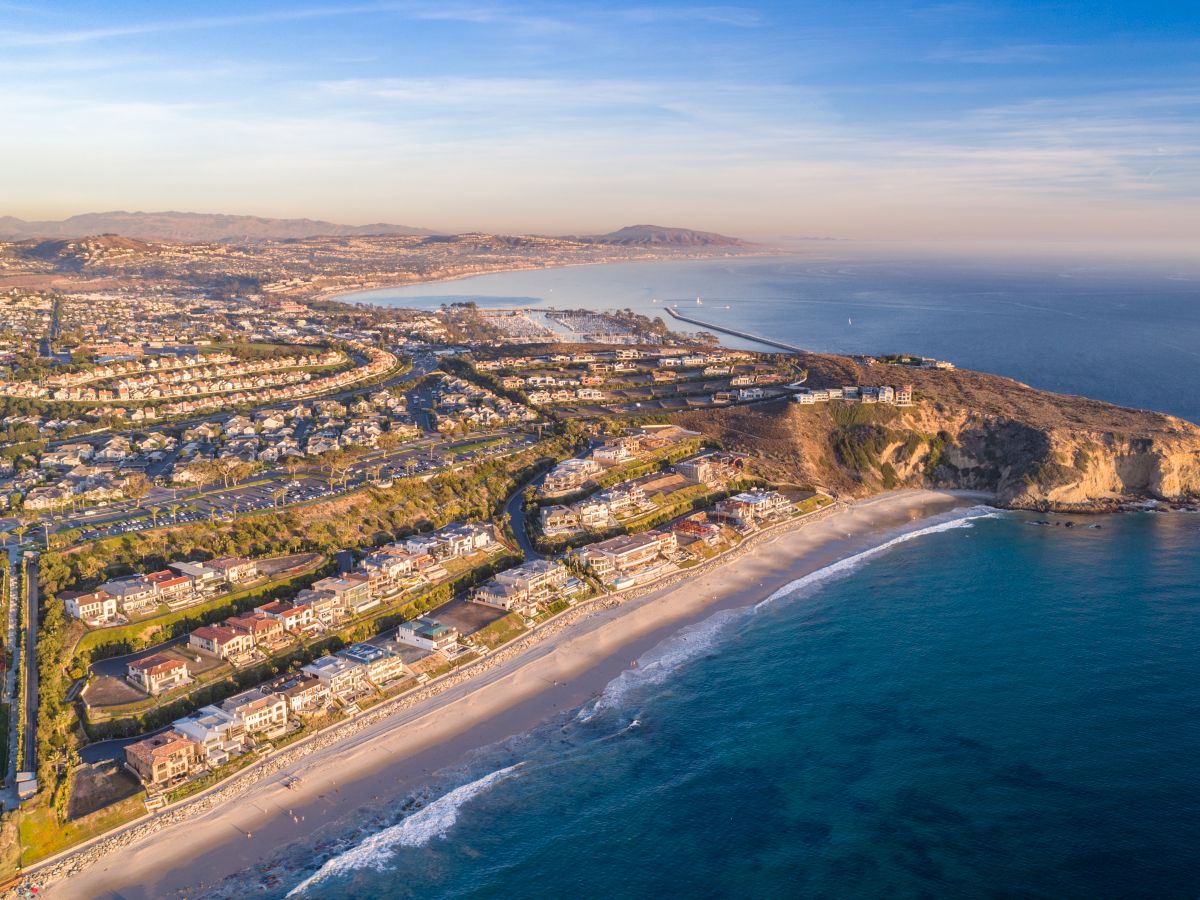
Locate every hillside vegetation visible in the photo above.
<box><xmin>679</xmin><ymin>352</ymin><xmax>1200</xmax><ymax>511</ymax></box>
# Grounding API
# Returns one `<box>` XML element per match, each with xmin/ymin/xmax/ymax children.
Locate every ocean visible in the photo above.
<box><xmin>260</xmin><ymin>508</ymin><xmax>1200</xmax><ymax>899</ymax></box>
<box><xmin>234</xmin><ymin>249</ymin><xmax>1200</xmax><ymax>899</ymax></box>
<box><xmin>344</xmin><ymin>245</ymin><xmax>1200</xmax><ymax>423</ymax></box>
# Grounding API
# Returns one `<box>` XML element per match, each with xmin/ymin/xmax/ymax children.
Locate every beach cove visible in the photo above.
<box><xmin>39</xmin><ymin>489</ymin><xmax>991</xmax><ymax>898</ymax></box>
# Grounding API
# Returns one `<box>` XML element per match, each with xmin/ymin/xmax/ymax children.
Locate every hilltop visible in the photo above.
<box><xmin>0</xmin><ymin>214</ymin><xmax>752</xmax><ymax>248</ymax></box>
<box><xmin>577</xmin><ymin>224</ymin><xmax>749</xmax><ymax>247</ymax></box>
<box><xmin>678</xmin><ymin>352</ymin><xmax>1200</xmax><ymax>512</ymax></box>
<box><xmin>0</xmin><ymin>211</ymin><xmax>432</xmax><ymax>242</ymax></box>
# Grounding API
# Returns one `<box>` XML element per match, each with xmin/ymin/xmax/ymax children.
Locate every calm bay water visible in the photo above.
<box><xmin>253</xmin><ymin>249</ymin><xmax>1200</xmax><ymax>899</ymax></box>
<box><xmin>257</xmin><ymin>509</ymin><xmax>1200</xmax><ymax>900</ymax></box>
<box><xmin>347</xmin><ymin>245</ymin><xmax>1200</xmax><ymax>423</ymax></box>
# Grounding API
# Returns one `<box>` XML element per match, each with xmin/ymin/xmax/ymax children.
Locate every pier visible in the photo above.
<box><xmin>665</xmin><ymin>306</ymin><xmax>806</xmax><ymax>354</ymax></box>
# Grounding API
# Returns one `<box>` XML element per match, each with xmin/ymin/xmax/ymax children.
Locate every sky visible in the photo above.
<box><xmin>1</xmin><ymin>1</ymin><xmax>1198</xmax><ymax>240</ymax></box>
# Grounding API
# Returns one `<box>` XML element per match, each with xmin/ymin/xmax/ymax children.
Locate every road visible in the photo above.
<box><xmin>1</xmin><ymin>548</ymin><xmax>20</xmax><ymax>808</ymax></box>
<box><xmin>504</xmin><ymin>479</ymin><xmax>542</xmax><ymax>561</ymax></box>
<box><xmin>48</xmin><ymin>428</ymin><xmax>535</xmax><ymax>545</ymax></box>
<box><xmin>22</xmin><ymin>553</ymin><xmax>38</xmax><ymax>775</ymax></box>
<box><xmin>503</xmin><ymin>439</ymin><xmax>596</xmax><ymax>562</ymax></box>
<box><xmin>88</xmin><ymin>635</ymin><xmax>189</xmax><ymax>679</ymax></box>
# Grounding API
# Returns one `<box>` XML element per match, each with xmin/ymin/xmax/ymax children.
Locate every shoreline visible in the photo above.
<box><xmin>39</xmin><ymin>489</ymin><xmax>994</xmax><ymax>898</ymax></box>
<box><xmin>316</xmin><ymin>250</ymin><xmax>782</xmax><ymax>308</ymax></box>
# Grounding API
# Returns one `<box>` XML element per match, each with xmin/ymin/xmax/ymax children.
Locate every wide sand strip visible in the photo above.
<box><xmin>44</xmin><ymin>489</ymin><xmax>990</xmax><ymax>899</ymax></box>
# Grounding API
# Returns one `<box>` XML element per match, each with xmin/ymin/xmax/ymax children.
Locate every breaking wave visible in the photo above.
<box><xmin>577</xmin><ymin>606</ymin><xmax>750</xmax><ymax>722</ymax></box>
<box><xmin>755</xmin><ymin>504</ymin><xmax>1000</xmax><ymax>610</ymax></box>
<box><xmin>286</xmin><ymin>764</ymin><xmax>520</xmax><ymax>896</ymax></box>
<box><xmin>578</xmin><ymin>504</ymin><xmax>1000</xmax><ymax>722</ymax></box>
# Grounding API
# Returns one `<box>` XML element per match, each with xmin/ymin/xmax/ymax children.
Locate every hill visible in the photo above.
<box><xmin>577</xmin><ymin>224</ymin><xmax>749</xmax><ymax>247</ymax></box>
<box><xmin>0</xmin><ymin>211</ymin><xmax>432</xmax><ymax>242</ymax></box>
<box><xmin>17</xmin><ymin>235</ymin><xmax>161</xmax><ymax>271</ymax></box>
<box><xmin>677</xmin><ymin>352</ymin><xmax>1200</xmax><ymax>512</ymax></box>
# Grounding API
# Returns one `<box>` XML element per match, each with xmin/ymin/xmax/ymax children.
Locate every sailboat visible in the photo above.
<box><xmin>696</xmin><ymin>296</ymin><xmax>703</xmax><ymax>305</ymax></box>
<box><xmin>848</xmin><ymin>317</ymin><xmax>853</xmax><ymax>325</ymax></box>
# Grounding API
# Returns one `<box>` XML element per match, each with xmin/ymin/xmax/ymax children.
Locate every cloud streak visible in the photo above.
<box><xmin>0</xmin><ymin>1</ymin><xmax>1197</xmax><ymax>239</ymax></box>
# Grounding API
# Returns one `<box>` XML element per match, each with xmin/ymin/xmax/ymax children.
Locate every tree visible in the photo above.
<box><xmin>123</xmin><ymin>473</ymin><xmax>152</xmax><ymax>507</ymax></box>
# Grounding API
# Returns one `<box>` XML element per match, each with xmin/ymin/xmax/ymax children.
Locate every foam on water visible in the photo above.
<box><xmin>577</xmin><ymin>505</ymin><xmax>1000</xmax><ymax>722</ymax></box>
<box><xmin>577</xmin><ymin>606</ymin><xmax>751</xmax><ymax>722</ymax></box>
<box><xmin>286</xmin><ymin>764</ymin><xmax>520</xmax><ymax>896</ymax></box>
<box><xmin>755</xmin><ymin>504</ymin><xmax>1000</xmax><ymax>610</ymax></box>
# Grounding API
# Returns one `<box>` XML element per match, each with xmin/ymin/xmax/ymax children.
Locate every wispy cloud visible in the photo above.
<box><xmin>0</xmin><ymin>1</ymin><xmax>576</xmax><ymax>48</ymax></box>
<box><xmin>926</xmin><ymin>42</ymin><xmax>1067</xmax><ymax>64</ymax></box>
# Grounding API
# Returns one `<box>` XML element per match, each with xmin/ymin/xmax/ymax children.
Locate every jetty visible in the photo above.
<box><xmin>665</xmin><ymin>306</ymin><xmax>805</xmax><ymax>354</ymax></box>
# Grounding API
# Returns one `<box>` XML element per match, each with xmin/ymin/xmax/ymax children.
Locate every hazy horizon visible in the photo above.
<box><xmin>3</xmin><ymin>1</ymin><xmax>1198</xmax><ymax>242</ymax></box>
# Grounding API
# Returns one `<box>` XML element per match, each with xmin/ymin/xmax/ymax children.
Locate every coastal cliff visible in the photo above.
<box><xmin>678</xmin><ymin>353</ymin><xmax>1200</xmax><ymax>512</ymax></box>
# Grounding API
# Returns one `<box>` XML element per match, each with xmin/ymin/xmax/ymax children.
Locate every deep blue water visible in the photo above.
<box><xmin>256</xmin><ymin>249</ymin><xmax>1200</xmax><ymax>899</ymax></box>
<box><xmin>265</xmin><ymin>509</ymin><xmax>1200</xmax><ymax>899</ymax></box>
<box><xmin>345</xmin><ymin>246</ymin><xmax>1200</xmax><ymax>423</ymax></box>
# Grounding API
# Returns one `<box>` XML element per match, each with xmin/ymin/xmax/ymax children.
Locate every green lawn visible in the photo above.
<box><xmin>471</xmin><ymin>613</ymin><xmax>527</xmax><ymax>649</ymax></box>
<box><xmin>17</xmin><ymin>792</ymin><xmax>146</xmax><ymax>866</ymax></box>
<box><xmin>0</xmin><ymin>704</ymin><xmax>8</xmax><ymax>785</ymax></box>
<box><xmin>449</xmin><ymin>436</ymin><xmax>505</xmax><ymax>456</ymax></box>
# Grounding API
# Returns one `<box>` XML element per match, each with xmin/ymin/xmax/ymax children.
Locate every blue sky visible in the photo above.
<box><xmin>2</xmin><ymin>1</ymin><xmax>1198</xmax><ymax>238</ymax></box>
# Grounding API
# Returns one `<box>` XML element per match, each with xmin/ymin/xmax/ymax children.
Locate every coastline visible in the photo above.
<box><xmin>39</xmin><ymin>488</ymin><xmax>994</xmax><ymax>898</ymax></box>
<box><xmin>315</xmin><ymin>250</ymin><xmax>780</xmax><ymax>307</ymax></box>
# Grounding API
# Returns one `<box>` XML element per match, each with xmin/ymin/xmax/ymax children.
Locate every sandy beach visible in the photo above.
<box><xmin>40</xmin><ymin>489</ymin><xmax>992</xmax><ymax>898</ymax></box>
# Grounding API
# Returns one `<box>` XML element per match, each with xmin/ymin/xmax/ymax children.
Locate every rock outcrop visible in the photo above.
<box><xmin>678</xmin><ymin>353</ymin><xmax>1200</xmax><ymax>512</ymax></box>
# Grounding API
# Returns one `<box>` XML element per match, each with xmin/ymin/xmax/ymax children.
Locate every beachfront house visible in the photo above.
<box><xmin>174</xmin><ymin>706</ymin><xmax>245</xmax><ymax>765</ymax></box>
<box><xmin>267</xmin><ymin>672</ymin><xmax>332</xmax><ymax>716</ymax></box>
<box><xmin>713</xmin><ymin>490</ymin><xmax>791</xmax><ymax>528</ymax></box>
<box><xmin>578</xmin><ymin>531</ymin><xmax>677</xmax><ymax>583</ymax></box>
<box><xmin>395</xmin><ymin>617</ymin><xmax>461</xmax><ymax>654</ymax></box>
<box><xmin>302</xmin><ymin>654</ymin><xmax>367</xmax><ymax>699</ymax></box>
<box><xmin>219</xmin><ymin>688</ymin><xmax>289</xmax><ymax>738</ymax></box>
<box><xmin>124</xmin><ymin>730</ymin><xmax>198</xmax><ymax>788</ymax></box>
<box><xmin>337</xmin><ymin>643</ymin><xmax>408</xmax><ymax>687</ymax></box>
<box><xmin>473</xmin><ymin>578</ymin><xmax>537</xmax><ymax>615</ymax></box>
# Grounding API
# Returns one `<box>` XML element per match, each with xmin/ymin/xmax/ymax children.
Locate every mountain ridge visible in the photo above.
<box><xmin>0</xmin><ymin>211</ymin><xmax>434</xmax><ymax>242</ymax></box>
<box><xmin>576</xmin><ymin>224</ymin><xmax>749</xmax><ymax>247</ymax></box>
<box><xmin>0</xmin><ymin>213</ymin><xmax>750</xmax><ymax>247</ymax></box>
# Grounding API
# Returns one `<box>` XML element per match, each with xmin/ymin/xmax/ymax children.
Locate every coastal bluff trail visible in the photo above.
<box><xmin>35</xmin><ymin>491</ymin><xmax>977</xmax><ymax>899</ymax></box>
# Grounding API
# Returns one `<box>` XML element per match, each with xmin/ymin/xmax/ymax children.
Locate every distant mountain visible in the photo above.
<box><xmin>577</xmin><ymin>224</ymin><xmax>749</xmax><ymax>247</ymax></box>
<box><xmin>0</xmin><ymin>211</ymin><xmax>432</xmax><ymax>242</ymax></box>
